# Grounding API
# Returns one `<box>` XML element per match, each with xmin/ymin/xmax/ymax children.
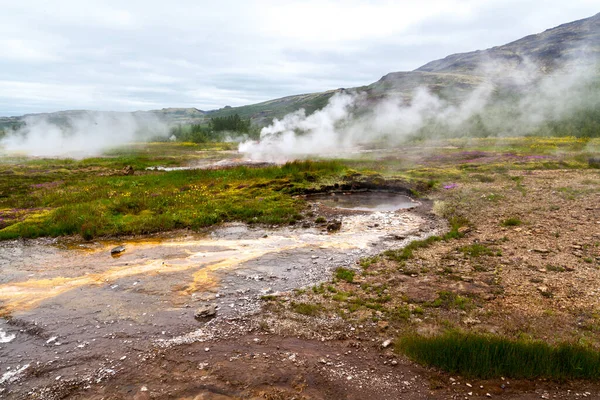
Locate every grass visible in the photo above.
<box><xmin>427</xmin><ymin>291</ymin><xmax>473</xmax><ymax>311</ymax></box>
<box><xmin>335</xmin><ymin>267</ymin><xmax>355</xmax><ymax>283</ymax></box>
<box><xmin>0</xmin><ymin>151</ymin><xmax>346</xmax><ymax>240</ymax></box>
<box><xmin>459</xmin><ymin>243</ymin><xmax>495</xmax><ymax>258</ymax></box>
<box><xmin>397</xmin><ymin>331</ymin><xmax>600</xmax><ymax>380</ymax></box>
<box><xmin>502</xmin><ymin>217</ymin><xmax>523</xmax><ymax>227</ymax></box>
<box><xmin>292</xmin><ymin>302</ymin><xmax>322</xmax><ymax>316</ymax></box>
<box><xmin>384</xmin><ymin>217</ymin><xmax>468</xmax><ymax>262</ymax></box>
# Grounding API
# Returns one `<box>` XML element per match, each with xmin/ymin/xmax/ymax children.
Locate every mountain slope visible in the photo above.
<box><xmin>417</xmin><ymin>12</ymin><xmax>600</xmax><ymax>73</ymax></box>
<box><xmin>207</xmin><ymin>13</ymin><xmax>600</xmax><ymax>125</ymax></box>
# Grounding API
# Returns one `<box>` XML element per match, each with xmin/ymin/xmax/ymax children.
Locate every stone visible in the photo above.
<box><xmin>122</xmin><ymin>165</ymin><xmax>134</xmax><ymax>176</ymax></box>
<box><xmin>532</xmin><ymin>248</ymin><xmax>550</xmax><ymax>254</ymax></box>
<box><xmin>588</xmin><ymin>157</ymin><xmax>600</xmax><ymax>168</ymax></box>
<box><xmin>458</xmin><ymin>226</ymin><xmax>470</xmax><ymax>235</ymax></box>
<box><xmin>327</xmin><ymin>219</ymin><xmax>342</xmax><ymax>232</ymax></box>
<box><xmin>194</xmin><ymin>304</ymin><xmax>217</xmax><ymax>320</ymax></box>
<box><xmin>382</xmin><ymin>339</ymin><xmax>392</xmax><ymax>348</ymax></box>
<box><xmin>110</xmin><ymin>245</ymin><xmax>126</xmax><ymax>255</ymax></box>
<box><xmin>537</xmin><ymin>286</ymin><xmax>549</xmax><ymax>295</ymax></box>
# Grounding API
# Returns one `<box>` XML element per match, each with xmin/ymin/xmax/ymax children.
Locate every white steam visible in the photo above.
<box><xmin>0</xmin><ymin>111</ymin><xmax>169</xmax><ymax>158</ymax></box>
<box><xmin>239</xmin><ymin>60</ymin><xmax>599</xmax><ymax>162</ymax></box>
<box><xmin>239</xmin><ymin>92</ymin><xmax>358</xmax><ymax>162</ymax></box>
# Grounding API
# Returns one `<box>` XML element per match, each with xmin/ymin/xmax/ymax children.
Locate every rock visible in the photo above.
<box><xmin>194</xmin><ymin>304</ymin><xmax>217</xmax><ymax>320</ymax></box>
<box><xmin>327</xmin><ymin>219</ymin><xmax>342</xmax><ymax>232</ymax></box>
<box><xmin>382</xmin><ymin>339</ymin><xmax>392</xmax><ymax>348</ymax></box>
<box><xmin>110</xmin><ymin>245</ymin><xmax>126</xmax><ymax>255</ymax></box>
<box><xmin>532</xmin><ymin>248</ymin><xmax>551</xmax><ymax>254</ymax></box>
<box><xmin>537</xmin><ymin>286</ymin><xmax>549</xmax><ymax>294</ymax></box>
<box><xmin>458</xmin><ymin>226</ymin><xmax>470</xmax><ymax>235</ymax></box>
<box><xmin>588</xmin><ymin>157</ymin><xmax>600</xmax><ymax>168</ymax></box>
<box><xmin>122</xmin><ymin>165</ymin><xmax>134</xmax><ymax>176</ymax></box>
<box><xmin>377</xmin><ymin>321</ymin><xmax>389</xmax><ymax>330</ymax></box>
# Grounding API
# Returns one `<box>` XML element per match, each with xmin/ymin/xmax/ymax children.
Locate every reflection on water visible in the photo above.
<box><xmin>307</xmin><ymin>192</ymin><xmax>418</xmax><ymax>212</ymax></box>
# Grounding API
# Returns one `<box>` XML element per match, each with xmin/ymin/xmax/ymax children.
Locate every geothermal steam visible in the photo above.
<box><xmin>0</xmin><ymin>112</ymin><xmax>168</xmax><ymax>157</ymax></box>
<box><xmin>239</xmin><ymin>61</ymin><xmax>600</xmax><ymax>162</ymax></box>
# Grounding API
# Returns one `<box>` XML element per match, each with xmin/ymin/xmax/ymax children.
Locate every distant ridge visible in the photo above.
<box><xmin>2</xmin><ymin>12</ymin><xmax>599</xmax><ymax>130</ymax></box>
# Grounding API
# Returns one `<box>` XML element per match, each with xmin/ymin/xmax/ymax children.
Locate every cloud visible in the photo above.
<box><xmin>0</xmin><ymin>1</ymin><xmax>598</xmax><ymax>115</ymax></box>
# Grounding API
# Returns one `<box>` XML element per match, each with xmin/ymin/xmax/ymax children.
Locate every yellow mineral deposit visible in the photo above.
<box><xmin>0</xmin><ymin>214</ymin><xmax>422</xmax><ymax>314</ymax></box>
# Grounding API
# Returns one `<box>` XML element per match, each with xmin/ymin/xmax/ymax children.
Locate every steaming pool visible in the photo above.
<box><xmin>306</xmin><ymin>191</ymin><xmax>419</xmax><ymax>212</ymax></box>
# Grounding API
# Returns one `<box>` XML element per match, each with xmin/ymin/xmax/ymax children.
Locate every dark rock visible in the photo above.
<box><xmin>194</xmin><ymin>304</ymin><xmax>217</xmax><ymax>320</ymax></box>
<box><xmin>110</xmin><ymin>245</ymin><xmax>126</xmax><ymax>255</ymax></box>
<box><xmin>123</xmin><ymin>165</ymin><xmax>135</xmax><ymax>176</ymax></box>
<box><xmin>327</xmin><ymin>219</ymin><xmax>342</xmax><ymax>232</ymax></box>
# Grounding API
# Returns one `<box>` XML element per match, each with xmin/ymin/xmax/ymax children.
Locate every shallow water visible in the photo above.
<box><xmin>0</xmin><ymin>205</ymin><xmax>430</xmax><ymax>396</ymax></box>
<box><xmin>307</xmin><ymin>192</ymin><xmax>418</xmax><ymax>212</ymax></box>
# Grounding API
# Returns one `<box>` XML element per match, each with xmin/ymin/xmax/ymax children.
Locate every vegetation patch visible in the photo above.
<box><xmin>291</xmin><ymin>302</ymin><xmax>322</xmax><ymax>316</ymax></box>
<box><xmin>427</xmin><ymin>291</ymin><xmax>474</xmax><ymax>311</ymax></box>
<box><xmin>397</xmin><ymin>331</ymin><xmax>600</xmax><ymax>380</ymax></box>
<box><xmin>0</xmin><ymin>157</ymin><xmax>346</xmax><ymax>240</ymax></box>
<box><xmin>459</xmin><ymin>243</ymin><xmax>495</xmax><ymax>258</ymax></box>
<box><xmin>335</xmin><ymin>267</ymin><xmax>355</xmax><ymax>283</ymax></box>
<box><xmin>501</xmin><ymin>217</ymin><xmax>522</xmax><ymax>227</ymax></box>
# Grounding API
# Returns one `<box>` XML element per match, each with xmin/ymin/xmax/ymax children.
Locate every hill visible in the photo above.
<box><xmin>204</xmin><ymin>12</ymin><xmax>600</xmax><ymax>126</ymax></box>
<box><xmin>1</xmin><ymin>12</ymin><xmax>598</xmax><ymax>131</ymax></box>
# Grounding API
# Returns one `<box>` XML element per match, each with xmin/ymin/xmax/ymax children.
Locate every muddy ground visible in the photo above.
<box><xmin>1</xmin><ymin>166</ymin><xmax>600</xmax><ymax>399</ymax></box>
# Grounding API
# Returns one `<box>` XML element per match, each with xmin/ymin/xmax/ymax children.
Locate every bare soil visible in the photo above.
<box><xmin>2</xmin><ymin>168</ymin><xmax>600</xmax><ymax>399</ymax></box>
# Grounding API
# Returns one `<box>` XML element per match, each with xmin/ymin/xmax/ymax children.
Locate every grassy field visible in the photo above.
<box><xmin>0</xmin><ymin>142</ymin><xmax>346</xmax><ymax>240</ymax></box>
<box><xmin>2</xmin><ymin>137</ymin><xmax>598</xmax><ymax>242</ymax></box>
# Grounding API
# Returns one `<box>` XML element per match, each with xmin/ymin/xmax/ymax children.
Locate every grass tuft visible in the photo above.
<box><xmin>291</xmin><ymin>302</ymin><xmax>322</xmax><ymax>316</ymax></box>
<box><xmin>335</xmin><ymin>267</ymin><xmax>355</xmax><ymax>283</ymax></box>
<box><xmin>459</xmin><ymin>243</ymin><xmax>494</xmax><ymax>258</ymax></box>
<box><xmin>397</xmin><ymin>331</ymin><xmax>600</xmax><ymax>380</ymax></box>
<box><xmin>502</xmin><ymin>217</ymin><xmax>522</xmax><ymax>227</ymax></box>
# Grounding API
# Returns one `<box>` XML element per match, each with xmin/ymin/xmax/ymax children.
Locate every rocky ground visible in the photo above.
<box><xmin>2</xmin><ymin>166</ymin><xmax>600</xmax><ymax>399</ymax></box>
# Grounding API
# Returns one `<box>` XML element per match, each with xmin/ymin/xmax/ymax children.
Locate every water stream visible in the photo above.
<box><xmin>0</xmin><ymin>194</ymin><xmax>433</xmax><ymax>396</ymax></box>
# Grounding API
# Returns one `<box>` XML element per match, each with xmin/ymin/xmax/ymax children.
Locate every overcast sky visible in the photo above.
<box><xmin>1</xmin><ymin>0</ymin><xmax>598</xmax><ymax>116</ymax></box>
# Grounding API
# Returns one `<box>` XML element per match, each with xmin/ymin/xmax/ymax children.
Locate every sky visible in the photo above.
<box><xmin>1</xmin><ymin>0</ymin><xmax>598</xmax><ymax>117</ymax></box>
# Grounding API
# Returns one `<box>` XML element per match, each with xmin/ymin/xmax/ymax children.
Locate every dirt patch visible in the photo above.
<box><xmin>2</xmin><ymin>167</ymin><xmax>599</xmax><ymax>399</ymax></box>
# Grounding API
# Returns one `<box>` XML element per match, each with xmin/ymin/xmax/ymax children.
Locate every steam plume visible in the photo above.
<box><xmin>239</xmin><ymin>59</ymin><xmax>600</xmax><ymax>162</ymax></box>
<box><xmin>0</xmin><ymin>111</ymin><xmax>168</xmax><ymax>158</ymax></box>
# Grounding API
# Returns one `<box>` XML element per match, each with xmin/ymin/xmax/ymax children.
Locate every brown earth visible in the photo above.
<box><xmin>24</xmin><ymin>168</ymin><xmax>598</xmax><ymax>399</ymax></box>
